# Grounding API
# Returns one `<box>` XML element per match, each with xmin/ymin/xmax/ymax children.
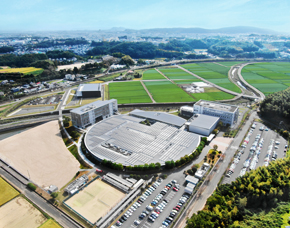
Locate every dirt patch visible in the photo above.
<box><xmin>65</xmin><ymin>179</ymin><xmax>125</xmax><ymax>224</ymax></box>
<box><xmin>0</xmin><ymin>197</ymin><xmax>47</xmax><ymax>228</ymax></box>
<box><xmin>0</xmin><ymin>120</ymin><xmax>80</xmax><ymax>189</ymax></box>
<box><xmin>209</xmin><ymin>137</ymin><xmax>233</xmax><ymax>152</ymax></box>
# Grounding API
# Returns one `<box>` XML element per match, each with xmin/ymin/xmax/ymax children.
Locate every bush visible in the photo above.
<box><xmin>51</xmin><ymin>192</ymin><xmax>58</xmax><ymax>198</ymax></box>
<box><xmin>27</xmin><ymin>183</ymin><xmax>37</xmax><ymax>191</ymax></box>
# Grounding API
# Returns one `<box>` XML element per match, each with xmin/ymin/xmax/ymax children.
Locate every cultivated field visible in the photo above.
<box><xmin>0</xmin><ymin>67</ymin><xmax>43</xmax><ymax>75</ymax></box>
<box><xmin>39</xmin><ymin>219</ymin><xmax>62</xmax><ymax>228</ymax></box>
<box><xmin>142</xmin><ymin>69</ymin><xmax>165</xmax><ymax>80</ymax></box>
<box><xmin>0</xmin><ymin>177</ymin><xmax>19</xmax><ymax>206</ymax></box>
<box><xmin>217</xmin><ymin>61</ymin><xmax>246</xmax><ymax>67</ymax></box>
<box><xmin>65</xmin><ymin>179</ymin><xmax>125</xmax><ymax>224</ymax></box>
<box><xmin>173</xmin><ymin>79</ymin><xmax>202</xmax><ymax>84</ymax></box>
<box><xmin>109</xmin><ymin>81</ymin><xmax>152</xmax><ymax>104</ymax></box>
<box><xmin>181</xmin><ymin>63</ymin><xmax>241</xmax><ymax>93</ymax></box>
<box><xmin>0</xmin><ymin>197</ymin><xmax>47</xmax><ymax>228</ymax></box>
<box><xmin>159</xmin><ymin>67</ymin><xmax>196</xmax><ymax>80</ymax></box>
<box><xmin>242</xmin><ymin>62</ymin><xmax>290</xmax><ymax>95</ymax></box>
<box><xmin>191</xmin><ymin>91</ymin><xmax>235</xmax><ymax>101</ymax></box>
<box><xmin>144</xmin><ymin>81</ymin><xmax>194</xmax><ymax>102</ymax></box>
<box><xmin>0</xmin><ymin>121</ymin><xmax>80</xmax><ymax>189</ymax></box>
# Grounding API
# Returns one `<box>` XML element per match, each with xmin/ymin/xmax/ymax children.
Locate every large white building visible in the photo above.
<box><xmin>70</xmin><ymin>99</ymin><xmax>118</xmax><ymax>128</ymax></box>
<box><xmin>188</xmin><ymin>114</ymin><xmax>220</xmax><ymax>136</ymax></box>
<box><xmin>193</xmin><ymin>100</ymin><xmax>239</xmax><ymax>126</ymax></box>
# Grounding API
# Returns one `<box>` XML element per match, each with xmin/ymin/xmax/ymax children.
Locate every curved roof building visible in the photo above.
<box><xmin>85</xmin><ymin>111</ymin><xmax>200</xmax><ymax>166</ymax></box>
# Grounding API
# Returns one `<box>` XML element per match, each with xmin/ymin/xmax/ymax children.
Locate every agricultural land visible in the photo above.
<box><xmin>0</xmin><ymin>67</ymin><xmax>43</xmax><ymax>75</ymax></box>
<box><xmin>143</xmin><ymin>80</ymin><xmax>194</xmax><ymax>102</ymax></box>
<box><xmin>142</xmin><ymin>69</ymin><xmax>166</xmax><ymax>80</ymax></box>
<box><xmin>159</xmin><ymin>67</ymin><xmax>197</xmax><ymax>80</ymax></box>
<box><xmin>181</xmin><ymin>62</ymin><xmax>241</xmax><ymax>93</ymax></box>
<box><xmin>0</xmin><ymin>197</ymin><xmax>47</xmax><ymax>228</ymax></box>
<box><xmin>242</xmin><ymin>62</ymin><xmax>290</xmax><ymax>95</ymax></box>
<box><xmin>109</xmin><ymin>81</ymin><xmax>152</xmax><ymax>104</ymax></box>
<box><xmin>0</xmin><ymin>177</ymin><xmax>19</xmax><ymax>206</ymax></box>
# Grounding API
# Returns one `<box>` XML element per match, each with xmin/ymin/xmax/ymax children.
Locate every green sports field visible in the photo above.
<box><xmin>142</xmin><ymin>69</ymin><xmax>166</xmax><ymax>80</ymax></box>
<box><xmin>158</xmin><ymin>68</ymin><xmax>197</xmax><ymax>80</ymax></box>
<box><xmin>242</xmin><ymin>62</ymin><xmax>290</xmax><ymax>95</ymax></box>
<box><xmin>181</xmin><ymin>63</ymin><xmax>241</xmax><ymax>93</ymax></box>
<box><xmin>109</xmin><ymin>81</ymin><xmax>152</xmax><ymax>104</ymax></box>
<box><xmin>144</xmin><ymin>81</ymin><xmax>194</xmax><ymax>102</ymax></box>
<box><xmin>0</xmin><ymin>177</ymin><xmax>19</xmax><ymax>206</ymax></box>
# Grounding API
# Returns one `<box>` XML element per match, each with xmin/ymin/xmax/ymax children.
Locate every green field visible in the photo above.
<box><xmin>109</xmin><ymin>81</ymin><xmax>152</xmax><ymax>104</ymax></box>
<box><xmin>191</xmin><ymin>92</ymin><xmax>235</xmax><ymax>101</ymax></box>
<box><xmin>39</xmin><ymin>219</ymin><xmax>62</xmax><ymax>228</ymax></box>
<box><xmin>173</xmin><ymin>79</ymin><xmax>202</xmax><ymax>84</ymax></box>
<box><xmin>142</xmin><ymin>69</ymin><xmax>165</xmax><ymax>80</ymax></box>
<box><xmin>0</xmin><ymin>67</ymin><xmax>43</xmax><ymax>76</ymax></box>
<box><xmin>0</xmin><ymin>177</ymin><xmax>19</xmax><ymax>206</ymax></box>
<box><xmin>218</xmin><ymin>61</ymin><xmax>246</xmax><ymax>67</ymax></box>
<box><xmin>242</xmin><ymin>62</ymin><xmax>290</xmax><ymax>95</ymax></box>
<box><xmin>181</xmin><ymin>63</ymin><xmax>241</xmax><ymax>93</ymax></box>
<box><xmin>158</xmin><ymin>68</ymin><xmax>197</xmax><ymax>80</ymax></box>
<box><xmin>144</xmin><ymin>81</ymin><xmax>194</xmax><ymax>102</ymax></box>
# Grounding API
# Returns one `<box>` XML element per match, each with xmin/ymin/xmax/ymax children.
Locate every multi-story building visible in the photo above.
<box><xmin>70</xmin><ymin>99</ymin><xmax>118</xmax><ymax>128</ymax></box>
<box><xmin>193</xmin><ymin>100</ymin><xmax>239</xmax><ymax>126</ymax></box>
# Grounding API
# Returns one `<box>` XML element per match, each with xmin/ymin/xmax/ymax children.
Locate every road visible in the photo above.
<box><xmin>0</xmin><ymin>160</ymin><xmax>83</xmax><ymax>228</ymax></box>
<box><xmin>235</xmin><ymin>63</ymin><xmax>266</xmax><ymax>101</ymax></box>
<box><xmin>175</xmin><ymin>111</ymin><xmax>258</xmax><ymax>228</ymax></box>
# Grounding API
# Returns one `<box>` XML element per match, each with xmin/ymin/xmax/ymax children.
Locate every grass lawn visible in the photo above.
<box><xmin>143</xmin><ymin>69</ymin><xmax>165</xmax><ymax>80</ymax></box>
<box><xmin>39</xmin><ymin>219</ymin><xmax>62</xmax><ymax>228</ymax></box>
<box><xmin>109</xmin><ymin>81</ymin><xmax>152</xmax><ymax>104</ymax></box>
<box><xmin>242</xmin><ymin>62</ymin><xmax>290</xmax><ymax>95</ymax></box>
<box><xmin>81</xmin><ymin>97</ymin><xmax>102</xmax><ymax>105</ymax></box>
<box><xmin>0</xmin><ymin>67</ymin><xmax>43</xmax><ymax>76</ymax></box>
<box><xmin>144</xmin><ymin>81</ymin><xmax>194</xmax><ymax>102</ymax></box>
<box><xmin>0</xmin><ymin>177</ymin><xmax>19</xmax><ymax>206</ymax></box>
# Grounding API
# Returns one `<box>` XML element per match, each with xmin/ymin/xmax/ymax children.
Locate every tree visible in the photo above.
<box><xmin>149</xmin><ymin>163</ymin><xmax>156</xmax><ymax>170</ymax></box>
<box><xmin>73</xmin><ymin>67</ymin><xmax>79</xmax><ymax>75</ymax></box>
<box><xmin>27</xmin><ymin>183</ymin><xmax>36</xmax><ymax>191</ymax></box>
<box><xmin>51</xmin><ymin>192</ymin><xmax>58</xmax><ymax>198</ymax></box>
<box><xmin>155</xmin><ymin>162</ymin><xmax>161</xmax><ymax>169</ymax></box>
<box><xmin>213</xmin><ymin>145</ymin><xmax>218</xmax><ymax>151</ymax></box>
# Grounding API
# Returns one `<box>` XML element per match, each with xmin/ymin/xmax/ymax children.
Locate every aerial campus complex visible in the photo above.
<box><xmin>78</xmin><ymin>99</ymin><xmax>238</xmax><ymax>167</ymax></box>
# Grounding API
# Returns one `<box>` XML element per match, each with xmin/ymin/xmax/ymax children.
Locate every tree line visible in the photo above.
<box><xmin>186</xmin><ymin>157</ymin><xmax>290</xmax><ymax>228</ymax></box>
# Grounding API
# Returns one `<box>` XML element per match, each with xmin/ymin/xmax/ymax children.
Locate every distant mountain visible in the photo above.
<box><xmin>123</xmin><ymin>26</ymin><xmax>277</xmax><ymax>35</ymax></box>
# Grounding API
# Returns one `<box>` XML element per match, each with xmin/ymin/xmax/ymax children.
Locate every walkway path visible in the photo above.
<box><xmin>140</xmin><ymin>81</ymin><xmax>156</xmax><ymax>103</ymax></box>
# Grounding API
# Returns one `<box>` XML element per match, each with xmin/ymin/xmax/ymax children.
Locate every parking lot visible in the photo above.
<box><xmin>223</xmin><ymin>121</ymin><xmax>288</xmax><ymax>184</ymax></box>
<box><xmin>114</xmin><ymin>177</ymin><xmax>189</xmax><ymax>228</ymax></box>
<box><xmin>29</xmin><ymin>95</ymin><xmax>62</xmax><ymax>105</ymax></box>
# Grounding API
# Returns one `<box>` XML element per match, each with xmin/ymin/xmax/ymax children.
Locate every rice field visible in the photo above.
<box><xmin>242</xmin><ymin>62</ymin><xmax>290</xmax><ymax>95</ymax></box>
<box><xmin>144</xmin><ymin>81</ymin><xmax>194</xmax><ymax>102</ymax></box>
<box><xmin>181</xmin><ymin>63</ymin><xmax>241</xmax><ymax>93</ymax></box>
<box><xmin>142</xmin><ymin>69</ymin><xmax>166</xmax><ymax>80</ymax></box>
<box><xmin>173</xmin><ymin>79</ymin><xmax>202</xmax><ymax>84</ymax></box>
<box><xmin>217</xmin><ymin>61</ymin><xmax>246</xmax><ymax>67</ymax></box>
<box><xmin>109</xmin><ymin>81</ymin><xmax>152</xmax><ymax>104</ymax></box>
<box><xmin>191</xmin><ymin>92</ymin><xmax>235</xmax><ymax>101</ymax></box>
<box><xmin>0</xmin><ymin>177</ymin><xmax>19</xmax><ymax>206</ymax></box>
<box><xmin>0</xmin><ymin>67</ymin><xmax>43</xmax><ymax>75</ymax></box>
<box><xmin>158</xmin><ymin>68</ymin><xmax>197</xmax><ymax>80</ymax></box>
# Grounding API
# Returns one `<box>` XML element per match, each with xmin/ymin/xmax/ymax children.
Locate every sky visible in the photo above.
<box><xmin>1</xmin><ymin>0</ymin><xmax>290</xmax><ymax>33</ymax></box>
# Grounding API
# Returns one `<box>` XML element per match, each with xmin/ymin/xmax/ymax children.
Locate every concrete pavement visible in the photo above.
<box><xmin>175</xmin><ymin>111</ymin><xmax>258</xmax><ymax>228</ymax></box>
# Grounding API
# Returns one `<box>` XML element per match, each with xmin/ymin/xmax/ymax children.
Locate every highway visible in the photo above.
<box><xmin>0</xmin><ymin>160</ymin><xmax>84</xmax><ymax>228</ymax></box>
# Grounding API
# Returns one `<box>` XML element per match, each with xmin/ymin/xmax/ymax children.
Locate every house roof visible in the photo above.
<box><xmin>77</xmin><ymin>83</ymin><xmax>101</xmax><ymax>92</ymax></box>
<box><xmin>129</xmin><ymin>109</ymin><xmax>186</xmax><ymax>127</ymax></box>
<box><xmin>71</xmin><ymin>99</ymin><xmax>116</xmax><ymax>115</ymax></box>
<box><xmin>189</xmin><ymin>114</ymin><xmax>220</xmax><ymax>130</ymax></box>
